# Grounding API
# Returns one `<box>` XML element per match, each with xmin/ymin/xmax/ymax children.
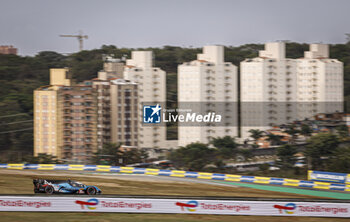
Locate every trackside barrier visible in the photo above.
<box><xmin>308</xmin><ymin>170</ymin><xmax>350</xmax><ymax>184</ymax></box>
<box><xmin>1</xmin><ymin>164</ymin><xmax>350</xmax><ymax>192</ymax></box>
<box><xmin>0</xmin><ymin>196</ymin><xmax>349</xmax><ymax>217</ymax></box>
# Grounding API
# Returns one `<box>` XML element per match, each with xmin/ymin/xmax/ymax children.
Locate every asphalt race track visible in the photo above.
<box><xmin>78</xmin><ymin>172</ymin><xmax>350</xmax><ymax>199</ymax></box>
<box><xmin>2</xmin><ymin>169</ymin><xmax>350</xmax><ymax>200</ymax></box>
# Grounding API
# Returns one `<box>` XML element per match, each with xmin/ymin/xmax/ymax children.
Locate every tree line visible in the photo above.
<box><xmin>168</xmin><ymin>129</ymin><xmax>350</xmax><ymax>175</ymax></box>
<box><xmin>23</xmin><ymin>143</ymin><xmax>149</xmax><ymax>166</ymax></box>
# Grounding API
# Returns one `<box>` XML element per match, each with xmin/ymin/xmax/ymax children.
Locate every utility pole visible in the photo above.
<box><xmin>60</xmin><ymin>31</ymin><xmax>88</xmax><ymax>51</ymax></box>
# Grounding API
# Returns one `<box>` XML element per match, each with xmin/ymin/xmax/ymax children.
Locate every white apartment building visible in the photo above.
<box><xmin>297</xmin><ymin>44</ymin><xmax>343</xmax><ymax>119</ymax></box>
<box><xmin>123</xmin><ymin>51</ymin><xmax>168</xmax><ymax>150</ymax></box>
<box><xmin>240</xmin><ymin>42</ymin><xmax>297</xmax><ymax>139</ymax></box>
<box><xmin>178</xmin><ymin>45</ymin><xmax>238</xmax><ymax>146</ymax></box>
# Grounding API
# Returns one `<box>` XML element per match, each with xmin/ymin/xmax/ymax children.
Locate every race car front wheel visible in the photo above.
<box><xmin>45</xmin><ymin>186</ymin><xmax>54</xmax><ymax>194</ymax></box>
<box><xmin>86</xmin><ymin>187</ymin><xmax>96</xmax><ymax>195</ymax></box>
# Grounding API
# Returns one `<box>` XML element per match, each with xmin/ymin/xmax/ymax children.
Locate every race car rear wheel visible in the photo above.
<box><xmin>86</xmin><ymin>187</ymin><xmax>96</xmax><ymax>195</ymax></box>
<box><xmin>45</xmin><ymin>186</ymin><xmax>54</xmax><ymax>194</ymax></box>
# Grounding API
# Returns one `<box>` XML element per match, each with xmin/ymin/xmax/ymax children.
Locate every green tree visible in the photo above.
<box><xmin>286</xmin><ymin>42</ymin><xmax>309</xmax><ymax>58</ymax></box>
<box><xmin>24</xmin><ymin>154</ymin><xmax>60</xmax><ymax>164</ymax></box>
<box><xmin>259</xmin><ymin>163</ymin><xmax>270</xmax><ymax>173</ymax></box>
<box><xmin>329</xmin><ymin>146</ymin><xmax>350</xmax><ymax>173</ymax></box>
<box><xmin>285</xmin><ymin>124</ymin><xmax>299</xmax><ymax>144</ymax></box>
<box><xmin>248</xmin><ymin>129</ymin><xmax>264</xmax><ymax>143</ymax></box>
<box><xmin>211</xmin><ymin>136</ymin><xmax>239</xmax><ymax>169</ymax></box>
<box><xmin>122</xmin><ymin>149</ymin><xmax>149</xmax><ymax>165</ymax></box>
<box><xmin>336</xmin><ymin>124</ymin><xmax>348</xmax><ymax>139</ymax></box>
<box><xmin>168</xmin><ymin>143</ymin><xmax>213</xmax><ymax>171</ymax></box>
<box><xmin>276</xmin><ymin>144</ymin><xmax>297</xmax><ymax>170</ymax></box>
<box><xmin>212</xmin><ymin>159</ymin><xmax>226</xmax><ymax>170</ymax></box>
<box><xmin>238</xmin><ymin>148</ymin><xmax>254</xmax><ymax>162</ymax></box>
<box><xmin>92</xmin><ymin>143</ymin><xmax>123</xmax><ymax>165</ymax></box>
<box><xmin>305</xmin><ymin>133</ymin><xmax>340</xmax><ymax>170</ymax></box>
<box><xmin>35</xmin><ymin>51</ymin><xmax>68</xmax><ymax>68</ymax></box>
<box><xmin>300</xmin><ymin>124</ymin><xmax>312</xmax><ymax>137</ymax></box>
<box><xmin>267</xmin><ymin>134</ymin><xmax>283</xmax><ymax>146</ymax></box>
<box><xmin>211</xmin><ymin>136</ymin><xmax>238</xmax><ymax>158</ymax></box>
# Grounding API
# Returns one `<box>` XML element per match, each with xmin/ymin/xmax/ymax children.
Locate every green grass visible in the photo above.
<box><xmin>214</xmin><ymin>181</ymin><xmax>350</xmax><ymax>199</ymax></box>
<box><xmin>0</xmin><ymin>169</ymin><xmax>320</xmax><ymax>198</ymax></box>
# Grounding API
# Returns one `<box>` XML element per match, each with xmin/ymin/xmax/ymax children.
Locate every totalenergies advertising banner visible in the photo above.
<box><xmin>308</xmin><ymin>170</ymin><xmax>350</xmax><ymax>184</ymax></box>
<box><xmin>0</xmin><ymin>197</ymin><xmax>349</xmax><ymax>217</ymax></box>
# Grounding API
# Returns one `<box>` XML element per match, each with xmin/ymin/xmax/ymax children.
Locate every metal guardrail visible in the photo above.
<box><xmin>1</xmin><ymin>163</ymin><xmax>350</xmax><ymax>192</ymax></box>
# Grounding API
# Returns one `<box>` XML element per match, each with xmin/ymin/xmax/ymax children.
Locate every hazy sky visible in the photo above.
<box><xmin>1</xmin><ymin>0</ymin><xmax>350</xmax><ymax>55</ymax></box>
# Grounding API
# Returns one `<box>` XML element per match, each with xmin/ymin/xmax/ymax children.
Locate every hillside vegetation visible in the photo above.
<box><xmin>1</xmin><ymin>42</ymin><xmax>349</xmax><ymax>161</ymax></box>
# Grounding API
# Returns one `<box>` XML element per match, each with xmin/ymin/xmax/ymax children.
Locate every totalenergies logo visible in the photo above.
<box><xmin>75</xmin><ymin>198</ymin><xmax>99</xmax><ymax>210</ymax></box>
<box><xmin>274</xmin><ymin>203</ymin><xmax>296</xmax><ymax>214</ymax></box>
<box><xmin>175</xmin><ymin>200</ymin><xmax>198</xmax><ymax>212</ymax></box>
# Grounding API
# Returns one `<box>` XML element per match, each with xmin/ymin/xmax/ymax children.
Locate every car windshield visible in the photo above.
<box><xmin>70</xmin><ymin>181</ymin><xmax>85</xmax><ymax>188</ymax></box>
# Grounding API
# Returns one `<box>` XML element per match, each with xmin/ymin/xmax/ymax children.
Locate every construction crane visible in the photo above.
<box><xmin>60</xmin><ymin>31</ymin><xmax>88</xmax><ymax>51</ymax></box>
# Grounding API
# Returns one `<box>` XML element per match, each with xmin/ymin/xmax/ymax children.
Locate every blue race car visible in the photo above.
<box><xmin>33</xmin><ymin>179</ymin><xmax>102</xmax><ymax>195</ymax></box>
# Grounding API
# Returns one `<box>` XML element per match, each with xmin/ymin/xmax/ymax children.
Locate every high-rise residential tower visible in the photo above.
<box><xmin>297</xmin><ymin>44</ymin><xmax>343</xmax><ymax>119</ymax></box>
<box><xmin>240</xmin><ymin>42</ymin><xmax>297</xmax><ymax>139</ymax></box>
<box><xmin>177</xmin><ymin>45</ymin><xmax>238</xmax><ymax>146</ymax></box>
<box><xmin>100</xmin><ymin>55</ymin><xmax>125</xmax><ymax>79</ymax></box>
<box><xmin>34</xmin><ymin>68</ymin><xmax>98</xmax><ymax>163</ymax></box>
<box><xmin>92</xmin><ymin>72</ymin><xmax>138</xmax><ymax>149</ymax></box>
<box><xmin>123</xmin><ymin>51</ymin><xmax>168</xmax><ymax>150</ymax></box>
